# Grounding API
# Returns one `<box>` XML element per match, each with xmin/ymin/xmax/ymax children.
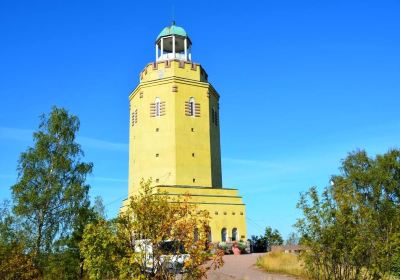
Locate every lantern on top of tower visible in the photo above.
<box><xmin>156</xmin><ymin>21</ymin><xmax>192</xmax><ymax>62</ymax></box>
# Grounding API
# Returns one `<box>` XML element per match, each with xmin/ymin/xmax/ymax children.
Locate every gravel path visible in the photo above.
<box><xmin>206</xmin><ymin>253</ymin><xmax>299</xmax><ymax>280</ymax></box>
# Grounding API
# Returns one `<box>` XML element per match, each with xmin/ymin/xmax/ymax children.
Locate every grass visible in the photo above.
<box><xmin>256</xmin><ymin>251</ymin><xmax>309</xmax><ymax>279</ymax></box>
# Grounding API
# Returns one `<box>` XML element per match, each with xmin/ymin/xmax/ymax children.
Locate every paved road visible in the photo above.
<box><xmin>206</xmin><ymin>253</ymin><xmax>299</xmax><ymax>280</ymax></box>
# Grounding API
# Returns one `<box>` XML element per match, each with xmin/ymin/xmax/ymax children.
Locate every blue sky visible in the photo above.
<box><xmin>0</xmin><ymin>0</ymin><xmax>399</xmax><ymax>239</ymax></box>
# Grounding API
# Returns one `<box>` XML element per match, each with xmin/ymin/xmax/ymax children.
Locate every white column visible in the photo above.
<box><xmin>172</xmin><ymin>35</ymin><xmax>175</xmax><ymax>59</ymax></box>
<box><xmin>155</xmin><ymin>43</ymin><xmax>158</xmax><ymax>61</ymax></box>
<box><xmin>160</xmin><ymin>38</ymin><xmax>164</xmax><ymax>60</ymax></box>
<box><xmin>184</xmin><ymin>38</ymin><xmax>187</xmax><ymax>61</ymax></box>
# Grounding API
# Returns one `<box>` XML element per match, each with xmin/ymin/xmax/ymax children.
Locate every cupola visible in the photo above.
<box><xmin>155</xmin><ymin>21</ymin><xmax>192</xmax><ymax>62</ymax></box>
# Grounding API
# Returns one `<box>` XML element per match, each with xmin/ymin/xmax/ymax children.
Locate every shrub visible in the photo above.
<box><xmin>257</xmin><ymin>251</ymin><xmax>309</xmax><ymax>279</ymax></box>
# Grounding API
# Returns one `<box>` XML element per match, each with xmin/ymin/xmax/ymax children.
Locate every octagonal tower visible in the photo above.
<box><xmin>124</xmin><ymin>22</ymin><xmax>246</xmax><ymax>242</ymax></box>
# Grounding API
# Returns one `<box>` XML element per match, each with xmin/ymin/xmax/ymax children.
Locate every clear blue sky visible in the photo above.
<box><xmin>1</xmin><ymin>0</ymin><xmax>399</xmax><ymax>239</ymax></box>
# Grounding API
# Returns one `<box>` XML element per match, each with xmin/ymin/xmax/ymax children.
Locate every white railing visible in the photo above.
<box><xmin>158</xmin><ymin>52</ymin><xmax>191</xmax><ymax>61</ymax></box>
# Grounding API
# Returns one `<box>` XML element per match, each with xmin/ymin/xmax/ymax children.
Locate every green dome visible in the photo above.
<box><xmin>156</xmin><ymin>22</ymin><xmax>188</xmax><ymax>41</ymax></box>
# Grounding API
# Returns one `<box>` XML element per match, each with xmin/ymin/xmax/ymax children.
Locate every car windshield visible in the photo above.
<box><xmin>159</xmin><ymin>241</ymin><xmax>186</xmax><ymax>255</ymax></box>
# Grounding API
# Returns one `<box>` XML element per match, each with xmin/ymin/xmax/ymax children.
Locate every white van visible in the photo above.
<box><xmin>134</xmin><ymin>240</ymin><xmax>189</xmax><ymax>275</ymax></box>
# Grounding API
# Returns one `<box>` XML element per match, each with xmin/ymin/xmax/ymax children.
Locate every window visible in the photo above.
<box><xmin>192</xmin><ymin>178</ymin><xmax>196</xmax><ymax>183</ymax></box>
<box><xmin>192</xmin><ymin>153</ymin><xmax>195</xmax><ymax>157</ymax></box>
<box><xmin>156</xmin><ymin>153</ymin><xmax>159</xmax><ymax>157</ymax></box>
<box><xmin>150</xmin><ymin>97</ymin><xmax>165</xmax><ymax>117</ymax></box>
<box><xmin>185</xmin><ymin>98</ymin><xmax>200</xmax><ymax>117</ymax></box>
<box><xmin>155</xmin><ymin>179</ymin><xmax>159</xmax><ymax>183</ymax></box>
<box><xmin>191</xmin><ymin>128</ymin><xmax>195</xmax><ymax>132</ymax></box>
<box><xmin>221</xmin><ymin>228</ymin><xmax>227</xmax><ymax>242</ymax></box>
<box><xmin>232</xmin><ymin>228</ymin><xmax>238</xmax><ymax>241</ymax></box>
<box><xmin>155</xmin><ymin>97</ymin><xmax>161</xmax><ymax>117</ymax></box>
<box><xmin>189</xmin><ymin>97</ymin><xmax>195</xmax><ymax>116</ymax></box>
<box><xmin>206</xmin><ymin>226</ymin><xmax>212</xmax><ymax>242</ymax></box>
<box><xmin>156</xmin><ymin>128</ymin><xmax>159</xmax><ymax>132</ymax></box>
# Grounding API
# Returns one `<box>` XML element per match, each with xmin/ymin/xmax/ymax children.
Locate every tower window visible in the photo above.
<box><xmin>189</xmin><ymin>97</ymin><xmax>195</xmax><ymax>116</ymax></box>
<box><xmin>155</xmin><ymin>97</ymin><xmax>161</xmax><ymax>116</ymax></box>
<box><xmin>156</xmin><ymin>128</ymin><xmax>159</xmax><ymax>132</ymax></box>
<box><xmin>156</xmin><ymin>153</ymin><xmax>159</xmax><ymax>157</ymax></box>
<box><xmin>185</xmin><ymin>98</ymin><xmax>200</xmax><ymax>117</ymax></box>
<box><xmin>192</xmin><ymin>153</ymin><xmax>195</xmax><ymax>157</ymax></box>
<box><xmin>211</xmin><ymin>108</ymin><xmax>219</xmax><ymax>126</ymax></box>
<box><xmin>150</xmin><ymin>97</ymin><xmax>165</xmax><ymax>117</ymax></box>
<box><xmin>140</xmin><ymin>92</ymin><xmax>143</xmax><ymax>98</ymax></box>
<box><xmin>192</xmin><ymin>178</ymin><xmax>196</xmax><ymax>183</ymax></box>
<box><xmin>191</xmin><ymin>128</ymin><xmax>195</xmax><ymax>132</ymax></box>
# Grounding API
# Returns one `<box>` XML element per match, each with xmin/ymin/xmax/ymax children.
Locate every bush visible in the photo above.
<box><xmin>257</xmin><ymin>251</ymin><xmax>309</xmax><ymax>279</ymax></box>
<box><xmin>237</xmin><ymin>241</ymin><xmax>247</xmax><ymax>252</ymax></box>
<box><xmin>218</xmin><ymin>242</ymin><xmax>227</xmax><ymax>250</ymax></box>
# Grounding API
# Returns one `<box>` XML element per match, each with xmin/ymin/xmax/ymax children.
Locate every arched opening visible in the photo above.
<box><xmin>221</xmin><ymin>228</ymin><xmax>227</xmax><ymax>242</ymax></box>
<box><xmin>206</xmin><ymin>226</ymin><xmax>212</xmax><ymax>242</ymax></box>
<box><xmin>155</xmin><ymin>97</ymin><xmax>161</xmax><ymax>116</ymax></box>
<box><xmin>232</xmin><ymin>228</ymin><xmax>238</xmax><ymax>241</ymax></box>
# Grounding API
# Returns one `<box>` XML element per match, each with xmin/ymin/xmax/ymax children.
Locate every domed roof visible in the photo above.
<box><xmin>156</xmin><ymin>21</ymin><xmax>188</xmax><ymax>41</ymax></box>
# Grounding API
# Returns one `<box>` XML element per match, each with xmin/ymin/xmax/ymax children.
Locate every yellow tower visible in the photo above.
<box><xmin>124</xmin><ymin>22</ymin><xmax>247</xmax><ymax>242</ymax></box>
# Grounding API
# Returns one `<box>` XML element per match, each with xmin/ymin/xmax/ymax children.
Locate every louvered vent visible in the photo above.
<box><xmin>131</xmin><ymin>109</ymin><xmax>138</xmax><ymax>126</ymax></box>
<box><xmin>159</xmin><ymin>101</ymin><xmax>166</xmax><ymax>116</ymax></box>
<box><xmin>194</xmin><ymin>103</ymin><xmax>200</xmax><ymax>117</ymax></box>
<box><xmin>185</xmin><ymin>101</ymin><xmax>191</xmax><ymax>116</ymax></box>
<box><xmin>150</xmin><ymin>103</ymin><xmax>156</xmax><ymax>117</ymax></box>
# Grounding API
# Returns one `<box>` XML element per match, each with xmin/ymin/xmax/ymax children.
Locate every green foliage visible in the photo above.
<box><xmin>265</xmin><ymin>226</ymin><xmax>284</xmax><ymax>250</ymax></box>
<box><xmin>285</xmin><ymin>232</ymin><xmax>300</xmax><ymax>246</ymax></box>
<box><xmin>81</xmin><ymin>179</ymin><xmax>223</xmax><ymax>280</ymax></box>
<box><xmin>237</xmin><ymin>241</ymin><xmax>247</xmax><ymax>251</ymax></box>
<box><xmin>80</xmin><ymin>219</ymin><xmax>125</xmax><ymax>280</ymax></box>
<box><xmin>251</xmin><ymin>226</ymin><xmax>284</xmax><ymax>253</ymax></box>
<box><xmin>296</xmin><ymin>149</ymin><xmax>400</xmax><ymax>280</ymax></box>
<box><xmin>2</xmin><ymin>106</ymin><xmax>95</xmax><ymax>279</ymax></box>
<box><xmin>0</xmin><ymin>201</ymin><xmax>40</xmax><ymax>279</ymax></box>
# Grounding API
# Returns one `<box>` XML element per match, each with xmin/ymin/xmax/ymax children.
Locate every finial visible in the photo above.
<box><xmin>171</xmin><ymin>3</ymin><xmax>175</xmax><ymax>26</ymax></box>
